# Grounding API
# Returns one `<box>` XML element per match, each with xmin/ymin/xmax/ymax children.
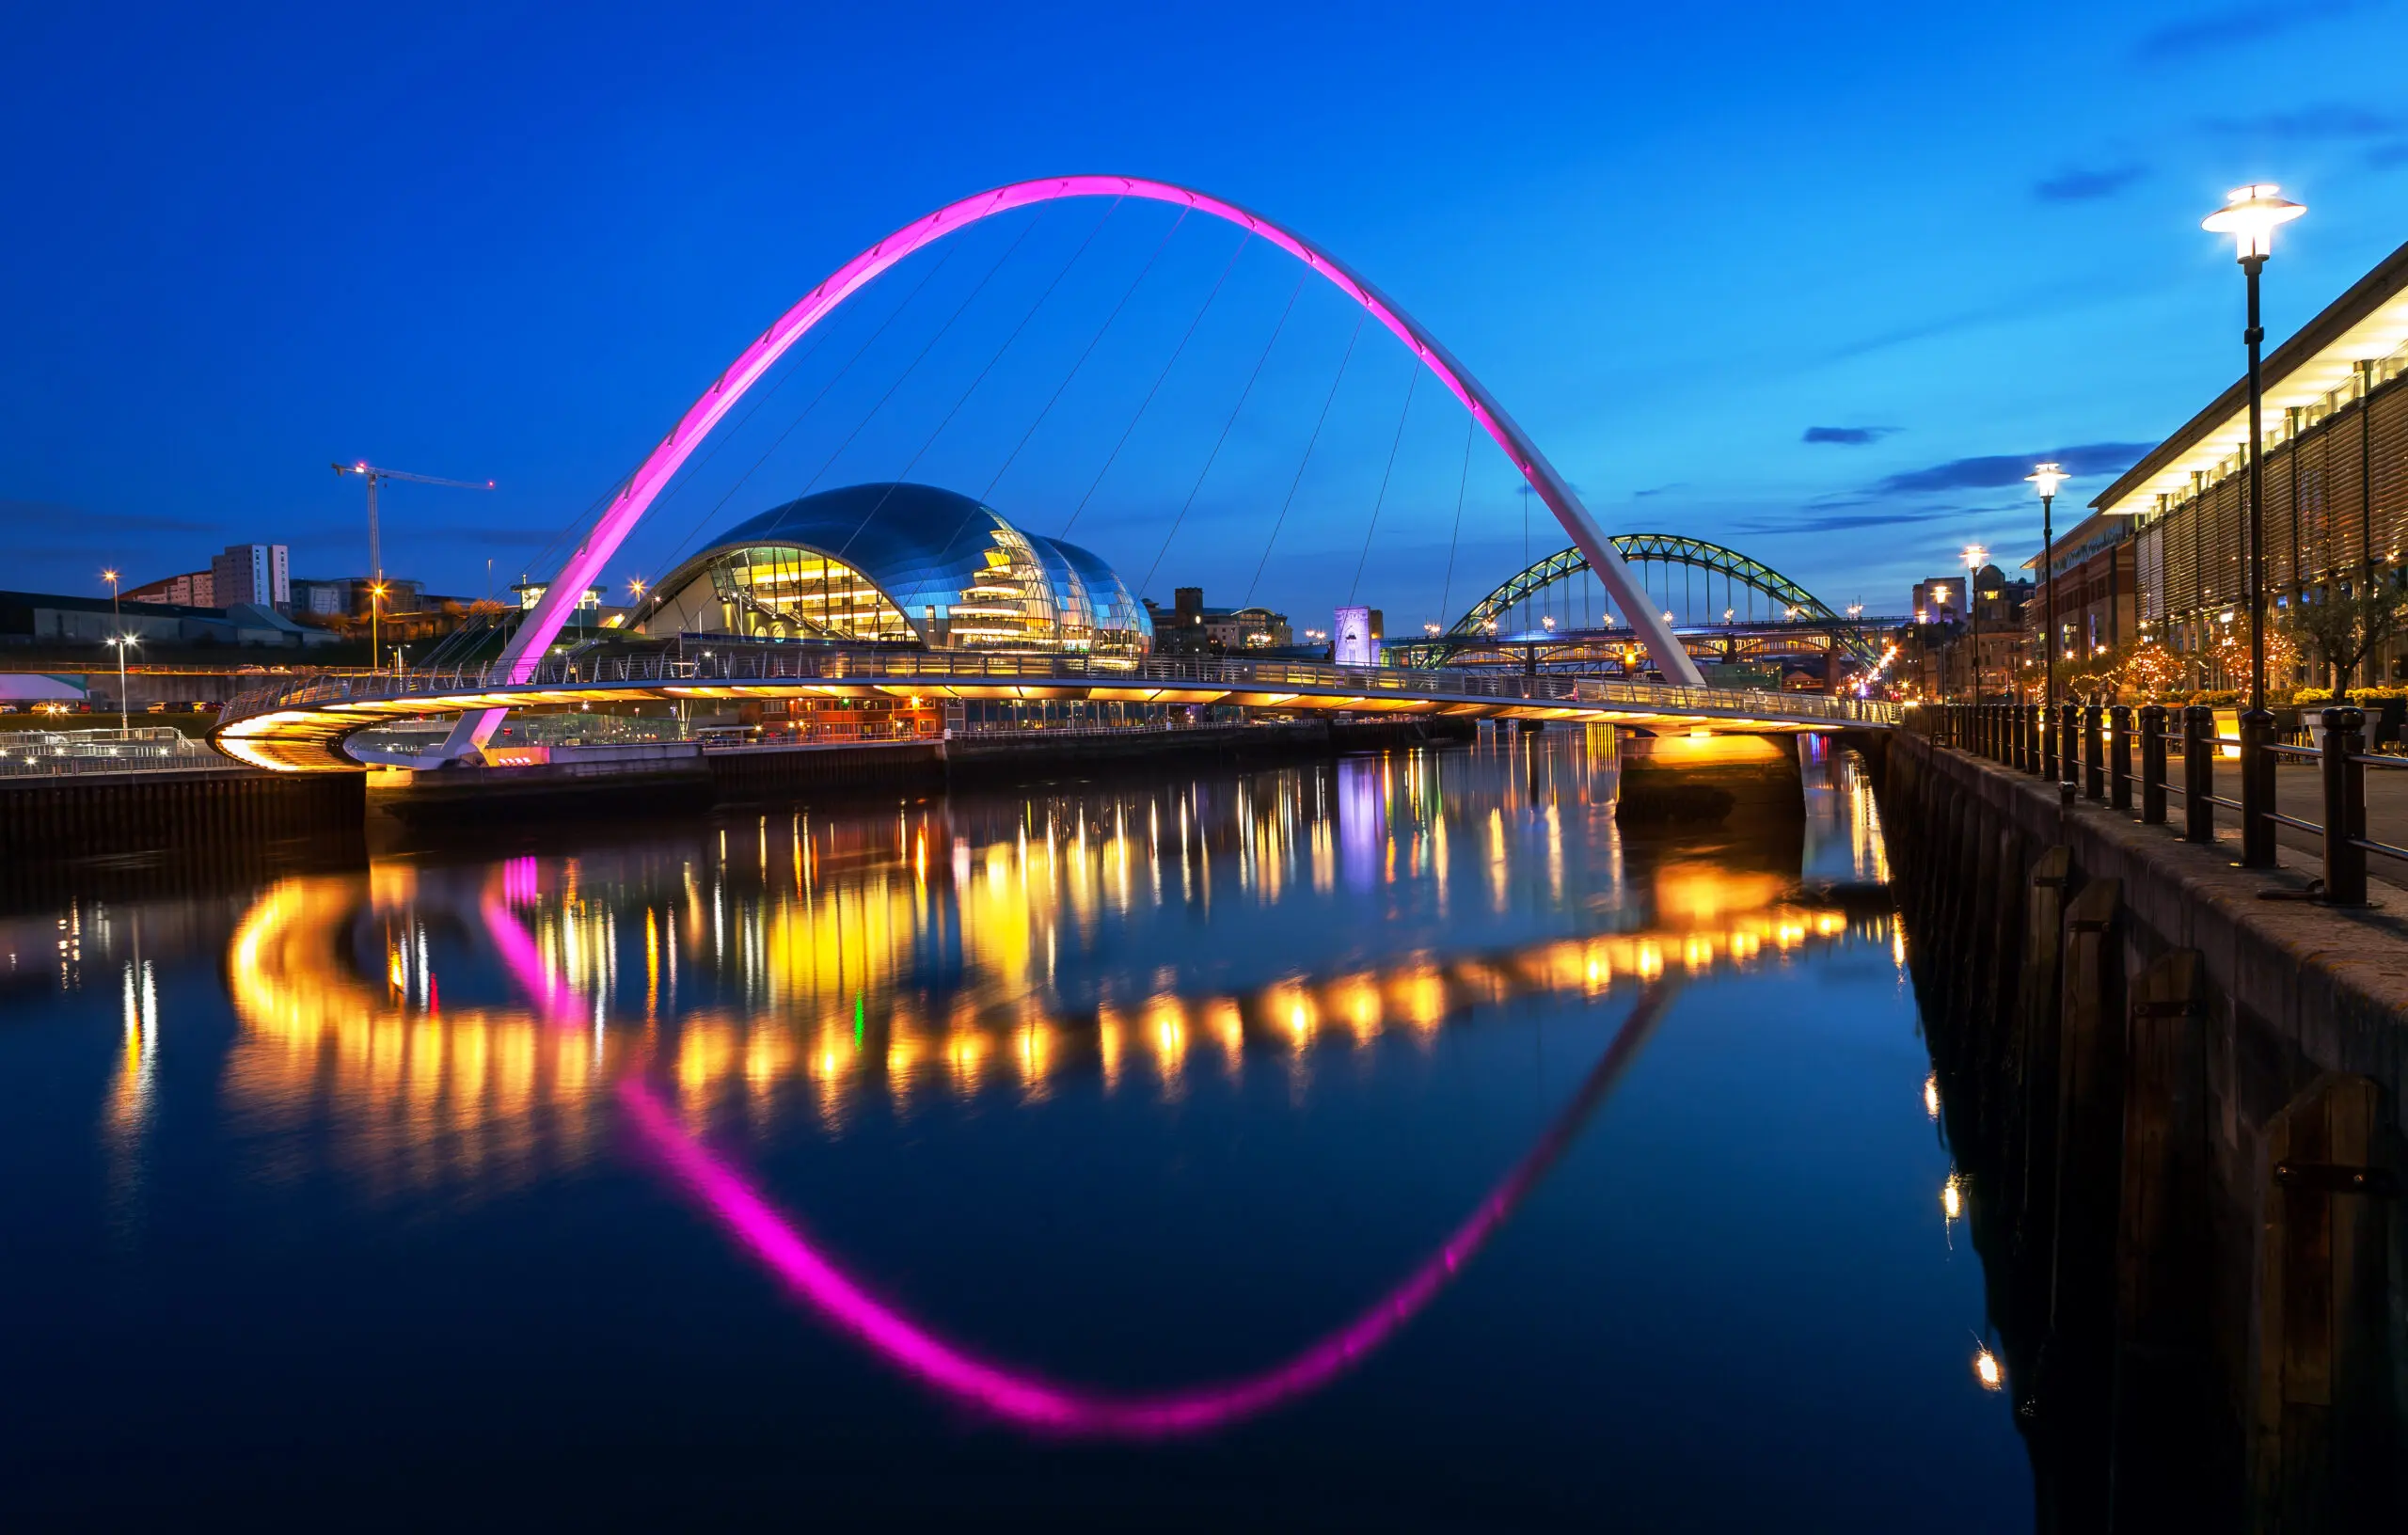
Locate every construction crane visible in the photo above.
<box><xmin>332</xmin><ymin>460</ymin><xmax>495</xmax><ymax>584</ymax></box>
<box><xmin>333</xmin><ymin>461</ymin><xmax>494</xmax><ymax>673</ymax></box>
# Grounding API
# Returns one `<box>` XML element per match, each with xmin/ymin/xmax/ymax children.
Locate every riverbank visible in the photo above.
<box><xmin>2</xmin><ymin>717</ymin><xmax>1476</xmax><ymax>853</ymax></box>
<box><xmin>1873</xmin><ymin>729</ymin><xmax>2407</xmax><ymax>1529</ymax></box>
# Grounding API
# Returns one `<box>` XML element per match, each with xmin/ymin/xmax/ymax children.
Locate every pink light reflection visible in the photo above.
<box><xmin>616</xmin><ymin>989</ymin><xmax>1669</xmax><ymax>1439</ymax></box>
<box><xmin>474</xmin><ymin>890</ymin><xmax>1670</xmax><ymax>1438</ymax></box>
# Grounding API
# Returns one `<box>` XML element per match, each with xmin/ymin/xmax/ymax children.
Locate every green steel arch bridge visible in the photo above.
<box><xmin>1384</xmin><ymin>536</ymin><xmax>1894</xmax><ymax>674</ymax></box>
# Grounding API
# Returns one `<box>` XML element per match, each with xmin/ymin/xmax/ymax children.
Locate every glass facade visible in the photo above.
<box><xmin>635</xmin><ymin>483</ymin><xmax>1151</xmax><ymax>657</ymax></box>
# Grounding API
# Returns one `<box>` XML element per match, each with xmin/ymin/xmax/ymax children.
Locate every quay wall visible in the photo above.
<box><xmin>0</xmin><ymin>766</ymin><xmax>364</xmax><ymax>861</ymax></box>
<box><xmin>1874</xmin><ymin>730</ymin><xmax>2407</xmax><ymax>1530</ymax></box>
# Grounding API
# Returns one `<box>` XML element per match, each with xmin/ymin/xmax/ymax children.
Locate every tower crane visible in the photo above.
<box><xmin>332</xmin><ymin>461</ymin><xmax>494</xmax><ymax>585</ymax></box>
<box><xmin>333</xmin><ymin>461</ymin><xmax>494</xmax><ymax>673</ymax></box>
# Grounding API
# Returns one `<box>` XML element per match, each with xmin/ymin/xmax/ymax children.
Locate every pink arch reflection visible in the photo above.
<box><xmin>616</xmin><ymin>989</ymin><xmax>1668</xmax><ymax>1439</ymax></box>
<box><xmin>475</xmin><ymin>888</ymin><xmax>1667</xmax><ymax>1437</ymax></box>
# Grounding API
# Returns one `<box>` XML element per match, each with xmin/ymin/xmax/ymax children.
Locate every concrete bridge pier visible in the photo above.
<box><xmin>1612</xmin><ymin>729</ymin><xmax>1807</xmax><ymax>829</ymax></box>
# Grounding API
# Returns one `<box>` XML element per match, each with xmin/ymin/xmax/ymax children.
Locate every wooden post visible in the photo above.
<box><xmin>2038</xmin><ymin>876</ymin><xmax>2126</xmax><ymax>1523</ymax></box>
<box><xmin>2111</xmin><ymin>951</ymin><xmax>2228</xmax><ymax>1526</ymax></box>
<box><xmin>2015</xmin><ymin>848</ymin><xmax>2074</xmax><ymax>1312</ymax></box>
<box><xmin>2252</xmin><ymin>1073</ymin><xmax>2399</xmax><ymax>1531</ymax></box>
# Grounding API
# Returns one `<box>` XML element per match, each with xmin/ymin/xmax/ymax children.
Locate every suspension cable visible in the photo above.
<box><xmin>781</xmin><ymin>210</ymin><xmax>1045</xmax><ymax>517</ymax></box>
<box><xmin>1348</xmin><ymin>364</ymin><xmax>1419</xmax><ymax>603</ymax></box>
<box><xmin>1060</xmin><ymin>229</ymin><xmax>1253</xmax><ymax>539</ymax></box>
<box><xmin>844</xmin><ymin>199</ymin><xmax>1124</xmax><ymax>562</ymax></box>
<box><xmin>1138</xmin><ymin>267</ymin><xmax>1309</xmax><ymax>600</ymax></box>
<box><xmin>1244</xmin><ymin>311</ymin><xmax>1364</xmax><ymax>607</ymax></box>
<box><xmin>1435</xmin><ymin>414</ymin><xmax>1473</xmax><ymax>632</ymax></box>
<box><xmin>984</xmin><ymin>208</ymin><xmax>1188</xmax><ymax>512</ymax></box>
<box><xmin>623</xmin><ymin>237</ymin><xmax>968</xmax><ymax>612</ymax></box>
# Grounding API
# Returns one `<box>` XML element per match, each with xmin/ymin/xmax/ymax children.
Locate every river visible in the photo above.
<box><xmin>0</xmin><ymin>732</ymin><xmax>2030</xmax><ymax>1528</ymax></box>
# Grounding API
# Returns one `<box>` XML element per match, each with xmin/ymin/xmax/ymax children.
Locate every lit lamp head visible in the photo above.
<box><xmin>2026</xmin><ymin>463</ymin><xmax>2068</xmax><ymax>501</ymax></box>
<box><xmin>2203</xmin><ymin>183</ymin><xmax>2305</xmax><ymax>262</ymax></box>
<box><xmin>1962</xmin><ymin>544</ymin><xmax>1988</xmax><ymax>574</ymax></box>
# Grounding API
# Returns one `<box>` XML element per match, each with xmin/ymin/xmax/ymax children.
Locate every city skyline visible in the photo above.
<box><xmin>5</xmin><ymin>1</ymin><xmax>2407</xmax><ymax>625</ymax></box>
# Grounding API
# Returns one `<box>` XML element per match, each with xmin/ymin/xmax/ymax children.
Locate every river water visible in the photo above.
<box><xmin>1</xmin><ymin>733</ymin><xmax>2029</xmax><ymax>1529</ymax></box>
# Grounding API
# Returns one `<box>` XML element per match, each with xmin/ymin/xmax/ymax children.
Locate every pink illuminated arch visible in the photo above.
<box><xmin>442</xmin><ymin>176</ymin><xmax>1700</xmax><ymax>758</ymax></box>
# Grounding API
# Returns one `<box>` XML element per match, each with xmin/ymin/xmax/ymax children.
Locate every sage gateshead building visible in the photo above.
<box><xmin>629</xmin><ymin>483</ymin><xmax>1153</xmax><ymax>661</ymax></box>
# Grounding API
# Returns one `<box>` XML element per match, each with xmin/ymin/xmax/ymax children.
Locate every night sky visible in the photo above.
<box><xmin>6</xmin><ymin>0</ymin><xmax>2406</xmax><ymax>628</ymax></box>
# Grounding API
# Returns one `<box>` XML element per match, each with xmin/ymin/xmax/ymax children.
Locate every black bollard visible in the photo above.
<box><xmin>2181</xmin><ymin>704</ymin><xmax>2214</xmax><ymax>844</ymax></box>
<box><xmin>2138</xmin><ymin>704</ymin><xmax>2168</xmax><ymax>824</ymax></box>
<box><xmin>2239</xmin><ymin>707</ymin><xmax>2276</xmax><ymax>868</ymax></box>
<box><xmin>2083</xmin><ymin>703</ymin><xmax>2105</xmax><ymax>801</ymax></box>
<box><xmin>2320</xmin><ymin>706</ymin><xmax>2368</xmax><ymax>906</ymax></box>
<box><xmin>2109</xmin><ymin>704</ymin><xmax>2133</xmax><ymax>812</ymax></box>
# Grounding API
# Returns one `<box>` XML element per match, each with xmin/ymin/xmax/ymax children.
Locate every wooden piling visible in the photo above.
<box><xmin>2110</xmin><ymin>951</ymin><xmax>2229</xmax><ymax>1526</ymax></box>
<box><xmin>2039</xmin><ymin>876</ymin><xmax>2127</xmax><ymax>1523</ymax></box>
<box><xmin>2251</xmin><ymin>1073</ymin><xmax>2399</xmax><ymax>1531</ymax></box>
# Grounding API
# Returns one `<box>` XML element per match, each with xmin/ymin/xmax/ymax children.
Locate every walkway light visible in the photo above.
<box><xmin>1960</xmin><ymin>545</ymin><xmax>1988</xmax><ymax>704</ymax></box>
<box><xmin>105</xmin><ymin>633</ymin><xmax>136</xmax><ymax>736</ymax></box>
<box><xmin>2204</xmin><ymin>185</ymin><xmax>2302</xmax><ymax>866</ymax></box>
<box><xmin>2203</xmin><ymin>182</ymin><xmax>2305</xmax><ymax>261</ymax></box>
<box><xmin>2027</xmin><ymin>465</ymin><xmax>2068</xmax><ymax>792</ymax></box>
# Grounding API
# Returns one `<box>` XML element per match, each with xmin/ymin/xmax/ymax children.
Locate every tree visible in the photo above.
<box><xmin>2281</xmin><ymin>573</ymin><xmax>2408</xmax><ymax>703</ymax></box>
<box><xmin>2209</xmin><ymin>619</ymin><xmax>2300</xmax><ymax>698</ymax></box>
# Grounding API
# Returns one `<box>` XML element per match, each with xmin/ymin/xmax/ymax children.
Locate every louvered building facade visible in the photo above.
<box><xmin>2095</xmin><ymin>239</ymin><xmax>2408</xmax><ymax>687</ymax></box>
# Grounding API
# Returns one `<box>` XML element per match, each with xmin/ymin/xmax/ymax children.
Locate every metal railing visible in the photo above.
<box><xmin>0</xmin><ymin>726</ymin><xmax>238</xmax><ymax>778</ymax></box>
<box><xmin>219</xmin><ymin>649</ymin><xmax>1906</xmax><ymax>731</ymax></box>
<box><xmin>1918</xmin><ymin>700</ymin><xmax>2408</xmax><ymax>905</ymax></box>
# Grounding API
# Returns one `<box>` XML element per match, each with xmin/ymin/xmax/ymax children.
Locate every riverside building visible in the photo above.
<box><xmin>2094</xmin><ymin>237</ymin><xmax>2408</xmax><ymax>688</ymax></box>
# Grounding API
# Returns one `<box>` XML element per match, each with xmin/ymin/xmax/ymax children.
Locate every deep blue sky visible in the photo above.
<box><xmin>5</xmin><ymin>0</ymin><xmax>2406</xmax><ymax>628</ymax></box>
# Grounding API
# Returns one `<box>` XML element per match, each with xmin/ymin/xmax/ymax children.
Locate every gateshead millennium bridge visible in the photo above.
<box><xmin>211</xmin><ymin>176</ymin><xmax>1901</xmax><ymax>770</ymax></box>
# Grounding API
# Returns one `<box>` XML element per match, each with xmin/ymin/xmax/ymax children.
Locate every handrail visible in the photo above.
<box><xmin>1924</xmin><ymin>701</ymin><xmax>2408</xmax><ymax>903</ymax></box>
<box><xmin>217</xmin><ymin>648</ymin><xmax>1907</xmax><ymax>730</ymax></box>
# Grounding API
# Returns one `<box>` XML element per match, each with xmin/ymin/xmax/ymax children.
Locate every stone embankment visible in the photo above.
<box><xmin>1873</xmin><ymin>729</ymin><xmax>2405</xmax><ymax>1530</ymax></box>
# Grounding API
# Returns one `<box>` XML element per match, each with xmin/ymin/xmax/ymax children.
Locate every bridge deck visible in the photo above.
<box><xmin>212</xmin><ymin>651</ymin><xmax>1901</xmax><ymax>771</ymax></box>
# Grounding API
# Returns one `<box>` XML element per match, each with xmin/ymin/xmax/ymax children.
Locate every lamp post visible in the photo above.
<box><xmin>368</xmin><ymin>581</ymin><xmax>388</xmax><ymax>673</ymax></box>
<box><xmin>2028</xmin><ymin>465</ymin><xmax>2069</xmax><ymax>786</ymax></box>
<box><xmin>102</xmin><ymin>567</ymin><xmax>120</xmax><ymax>625</ymax></box>
<box><xmin>2202</xmin><ymin>185</ymin><xmax>2305</xmax><ymax>717</ymax></box>
<box><xmin>2205</xmin><ymin>185</ymin><xmax>2305</xmax><ymax>868</ymax></box>
<box><xmin>1961</xmin><ymin>545</ymin><xmax>1988</xmax><ymax>704</ymax></box>
<box><xmin>106</xmin><ymin>634</ymin><xmax>135</xmax><ymax>736</ymax></box>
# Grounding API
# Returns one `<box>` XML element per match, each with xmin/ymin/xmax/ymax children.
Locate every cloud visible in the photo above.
<box><xmin>2034</xmin><ymin>166</ymin><xmax>2147</xmax><ymax>202</ymax></box>
<box><xmin>1631</xmin><ymin>483</ymin><xmax>1687</xmax><ymax>497</ymax></box>
<box><xmin>2131</xmin><ymin>1</ymin><xmax>2368</xmax><ymax>61</ymax></box>
<box><xmin>2204</xmin><ymin>104</ymin><xmax>2405</xmax><ymax>141</ymax></box>
<box><xmin>1739</xmin><ymin>504</ymin><xmax>2022</xmax><ymax>538</ymax></box>
<box><xmin>1871</xmin><ymin>442</ymin><xmax>2155</xmax><ymax>496</ymax></box>
<box><xmin>1802</xmin><ymin>426</ymin><xmax>1896</xmax><ymax>446</ymax></box>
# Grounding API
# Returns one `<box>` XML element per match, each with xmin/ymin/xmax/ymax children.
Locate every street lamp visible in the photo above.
<box><xmin>105</xmin><ymin>634</ymin><xmax>136</xmax><ymax>736</ymax></box>
<box><xmin>2203</xmin><ymin>184</ymin><xmax>2304</xmax><ymax>715</ymax></box>
<box><xmin>2205</xmin><ymin>184</ymin><xmax>2304</xmax><ymax>865</ymax></box>
<box><xmin>367</xmin><ymin>580</ymin><xmax>388</xmax><ymax>670</ymax></box>
<box><xmin>2028</xmin><ymin>465</ymin><xmax>2069</xmax><ymax>788</ymax></box>
<box><xmin>102</xmin><ymin>567</ymin><xmax>121</xmax><ymax>627</ymax></box>
<box><xmin>1961</xmin><ymin>545</ymin><xmax>1988</xmax><ymax>704</ymax></box>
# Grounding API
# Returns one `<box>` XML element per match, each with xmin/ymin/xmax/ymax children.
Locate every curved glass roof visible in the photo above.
<box><xmin>640</xmin><ymin>483</ymin><xmax>1149</xmax><ymax>656</ymax></box>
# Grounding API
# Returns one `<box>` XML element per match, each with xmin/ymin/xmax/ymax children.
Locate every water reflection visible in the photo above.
<box><xmin>189</xmin><ymin>736</ymin><xmax>1911</xmax><ymax>1435</ymax></box>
